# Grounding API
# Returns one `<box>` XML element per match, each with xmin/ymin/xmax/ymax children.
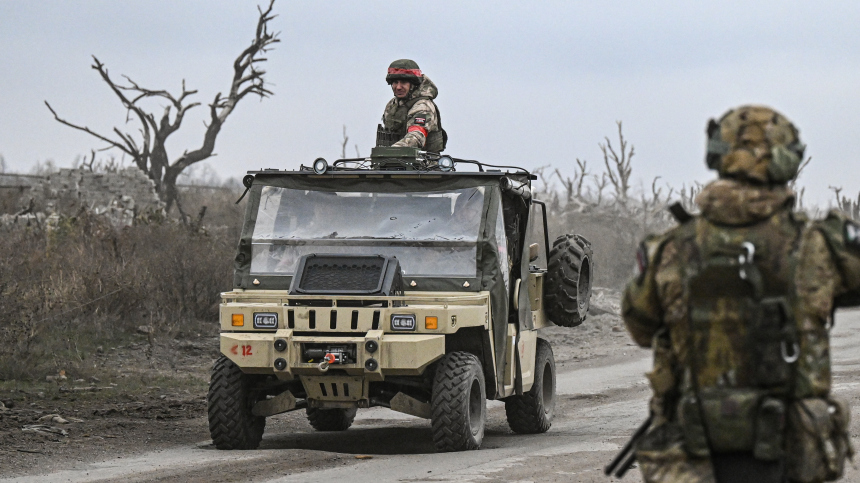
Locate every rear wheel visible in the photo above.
<box><xmin>306</xmin><ymin>407</ymin><xmax>357</xmax><ymax>431</ymax></box>
<box><xmin>430</xmin><ymin>352</ymin><xmax>486</xmax><ymax>452</ymax></box>
<box><xmin>545</xmin><ymin>234</ymin><xmax>593</xmax><ymax>327</ymax></box>
<box><xmin>207</xmin><ymin>356</ymin><xmax>266</xmax><ymax>450</ymax></box>
<box><xmin>505</xmin><ymin>339</ymin><xmax>556</xmax><ymax>433</ymax></box>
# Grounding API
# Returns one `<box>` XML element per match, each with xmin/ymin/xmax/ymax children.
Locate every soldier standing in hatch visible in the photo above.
<box><xmin>620</xmin><ymin>105</ymin><xmax>856</xmax><ymax>483</ymax></box>
<box><xmin>377</xmin><ymin>59</ymin><xmax>447</xmax><ymax>152</ymax></box>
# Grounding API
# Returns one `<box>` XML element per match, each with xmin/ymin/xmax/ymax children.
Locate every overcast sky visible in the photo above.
<box><xmin>1</xmin><ymin>1</ymin><xmax>858</xmax><ymax>206</ymax></box>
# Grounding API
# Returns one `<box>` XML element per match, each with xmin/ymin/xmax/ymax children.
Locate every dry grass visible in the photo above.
<box><xmin>0</xmin><ymin>206</ymin><xmax>238</xmax><ymax>381</ymax></box>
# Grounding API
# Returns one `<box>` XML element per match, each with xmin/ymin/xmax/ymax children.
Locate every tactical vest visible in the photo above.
<box><xmin>377</xmin><ymin>96</ymin><xmax>448</xmax><ymax>153</ymax></box>
<box><xmin>672</xmin><ymin>208</ymin><xmax>805</xmax><ymax>460</ymax></box>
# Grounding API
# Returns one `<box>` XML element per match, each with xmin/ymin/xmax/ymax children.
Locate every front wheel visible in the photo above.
<box><xmin>207</xmin><ymin>356</ymin><xmax>266</xmax><ymax>450</ymax></box>
<box><xmin>431</xmin><ymin>352</ymin><xmax>486</xmax><ymax>452</ymax></box>
<box><xmin>504</xmin><ymin>339</ymin><xmax>556</xmax><ymax>433</ymax></box>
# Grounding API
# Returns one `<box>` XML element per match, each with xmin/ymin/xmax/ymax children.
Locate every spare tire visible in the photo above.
<box><xmin>544</xmin><ymin>234</ymin><xmax>593</xmax><ymax>327</ymax></box>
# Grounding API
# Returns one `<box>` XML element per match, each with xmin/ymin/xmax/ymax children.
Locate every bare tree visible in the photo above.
<box><xmin>0</xmin><ymin>154</ymin><xmax>5</xmax><ymax>174</ymax></box>
<box><xmin>830</xmin><ymin>185</ymin><xmax>860</xmax><ymax>220</ymax></box>
<box><xmin>45</xmin><ymin>1</ymin><xmax>279</xmax><ymax>215</ymax></box>
<box><xmin>594</xmin><ymin>172</ymin><xmax>609</xmax><ymax>206</ymax></box>
<box><xmin>553</xmin><ymin>158</ymin><xmax>589</xmax><ymax>203</ymax></box>
<box><xmin>600</xmin><ymin>121</ymin><xmax>634</xmax><ymax>204</ymax></box>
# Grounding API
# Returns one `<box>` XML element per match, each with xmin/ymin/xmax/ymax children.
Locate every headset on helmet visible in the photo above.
<box><xmin>705</xmin><ymin>105</ymin><xmax>805</xmax><ymax>184</ymax></box>
<box><xmin>386</xmin><ymin>59</ymin><xmax>422</xmax><ymax>86</ymax></box>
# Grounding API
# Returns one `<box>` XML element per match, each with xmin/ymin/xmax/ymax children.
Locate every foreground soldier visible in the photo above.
<box><xmin>377</xmin><ymin>59</ymin><xmax>447</xmax><ymax>152</ymax></box>
<box><xmin>621</xmin><ymin>105</ymin><xmax>856</xmax><ymax>482</ymax></box>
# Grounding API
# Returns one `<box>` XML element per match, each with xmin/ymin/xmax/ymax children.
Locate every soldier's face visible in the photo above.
<box><xmin>391</xmin><ymin>80</ymin><xmax>412</xmax><ymax>99</ymax></box>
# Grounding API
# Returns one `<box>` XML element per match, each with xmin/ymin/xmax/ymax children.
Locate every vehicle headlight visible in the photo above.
<box><xmin>253</xmin><ymin>312</ymin><xmax>278</xmax><ymax>329</ymax></box>
<box><xmin>391</xmin><ymin>314</ymin><xmax>416</xmax><ymax>331</ymax></box>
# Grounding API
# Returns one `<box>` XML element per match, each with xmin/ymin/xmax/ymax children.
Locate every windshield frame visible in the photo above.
<box><xmin>248</xmin><ymin>186</ymin><xmax>486</xmax><ymax>277</ymax></box>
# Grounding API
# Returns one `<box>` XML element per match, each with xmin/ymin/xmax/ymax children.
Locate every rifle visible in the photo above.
<box><xmin>604</xmin><ymin>414</ymin><xmax>653</xmax><ymax>479</ymax></box>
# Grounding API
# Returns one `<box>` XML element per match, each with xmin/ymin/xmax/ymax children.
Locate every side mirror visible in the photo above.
<box><xmin>529</xmin><ymin>243</ymin><xmax>539</xmax><ymax>263</ymax></box>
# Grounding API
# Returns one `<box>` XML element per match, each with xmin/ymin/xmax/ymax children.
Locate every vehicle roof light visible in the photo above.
<box><xmin>313</xmin><ymin>157</ymin><xmax>328</xmax><ymax>175</ymax></box>
<box><xmin>438</xmin><ymin>156</ymin><xmax>454</xmax><ymax>172</ymax></box>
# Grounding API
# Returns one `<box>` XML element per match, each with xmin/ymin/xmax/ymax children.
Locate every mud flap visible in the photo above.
<box><xmin>514</xmin><ymin>327</ymin><xmax>524</xmax><ymax>396</ymax></box>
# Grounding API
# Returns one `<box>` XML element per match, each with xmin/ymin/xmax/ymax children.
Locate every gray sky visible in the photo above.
<box><xmin>1</xmin><ymin>1</ymin><xmax>858</xmax><ymax>205</ymax></box>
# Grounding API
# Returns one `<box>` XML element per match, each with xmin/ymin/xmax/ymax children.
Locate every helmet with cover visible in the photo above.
<box><xmin>386</xmin><ymin>59</ymin><xmax>422</xmax><ymax>86</ymax></box>
<box><xmin>706</xmin><ymin>105</ymin><xmax>805</xmax><ymax>184</ymax></box>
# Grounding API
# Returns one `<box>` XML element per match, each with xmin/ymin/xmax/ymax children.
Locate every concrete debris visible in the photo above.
<box><xmin>22</xmin><ymin>424</ymin><xmax>68</xmax><ymax>437</ymax></box>
<box><xmin>37</xmin><ymin>414</ymin><xmax>82</xmax><ymax>424</ymax></box>
<box><xmin>3</xmin><ymin>167</ymin><xmax>166</xmax><ymax>228</ymax></box>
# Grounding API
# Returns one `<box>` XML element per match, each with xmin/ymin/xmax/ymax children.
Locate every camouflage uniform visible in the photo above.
<box><xmin>622</xmin><ymin>106</ymin><xmax>855</xmax><ymax>483</ymax></box>
<box><xmin>378</xmin><ymin>59</ymin><xmax>447</xmax><ymax>152</ymax></box>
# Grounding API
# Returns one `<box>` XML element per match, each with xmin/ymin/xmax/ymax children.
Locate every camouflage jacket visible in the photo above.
<box><xmin>381</xmin><ymin>75</ymin><xmax>446</xmax><ymax>152</ymax></box>
<box><xmin>623</xmin><ymin>178</ymin><xmax>860</xmax><ymax>481</ymax></box>
<box><xmin>623</xmin><ymin>178</ymin><xmax>860</xmax><ymax>416</ymax></box>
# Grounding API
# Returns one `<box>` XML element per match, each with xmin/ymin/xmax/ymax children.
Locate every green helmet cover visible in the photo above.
<box><xmin>386</xmin><ymin>59</ymin><xmax>422</xmax><ymax>85</ymax></box>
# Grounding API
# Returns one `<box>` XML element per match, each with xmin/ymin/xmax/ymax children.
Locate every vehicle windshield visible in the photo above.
<box><xmin>250</xmin><ymin>186</ymin><xmax>485</xmax><ymax>277</ymax></box>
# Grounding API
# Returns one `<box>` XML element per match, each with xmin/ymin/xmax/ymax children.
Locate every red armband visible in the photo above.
<box><xmin>407</xmin><ymin>125</ymin><xmax>428</xmax><ymax>137</ymax></box>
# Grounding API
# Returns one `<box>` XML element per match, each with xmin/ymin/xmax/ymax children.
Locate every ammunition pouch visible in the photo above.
<box><xmin>786</xmin><ymin>397</ymin><xmax>854</xmax><ymax>482</ymax></box>
<box><xmin>424</xmin><ymin>129</ymin><xmax>447</xmax><ymax>153</ymax></box>
<box><xmin>376</xmin><ymin>124</ymin><xmax>447</xmax><ymax>153</ymax></box>
<box><xmin>376</xmin><ymin>124</ymin><xmax>402</xmax><ymax>148</ymax></box>
<box><xmin>678</xmin><ymin>389</ymin><xmax>786</xmax><ymax>461</ymax></box>
<box><xmin>816</xmin><ymin>211</ymin><xmax>860</xmax><ymax>306</ymax></box>
<box><xmin>753</xmin><ymin>297</ymin><xmax>796</xmax><ymax>387</ymax></box>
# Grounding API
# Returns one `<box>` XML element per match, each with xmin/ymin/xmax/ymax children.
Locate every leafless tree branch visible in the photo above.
<box><xmin>600</xmin><ymin>121</ymin><xmax>634</xmax><ymax>204</ymax></box>
<box><xmin>45</xmin><ymin>1</ymin><xmax>279</xmax><ymax>212</ymax></box>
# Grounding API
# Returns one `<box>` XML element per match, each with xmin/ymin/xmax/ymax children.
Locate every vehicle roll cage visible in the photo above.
<box><xmin>321</xmin><ymin>153</ymin><xmax>533</xmax><ymax>176</ymax></box>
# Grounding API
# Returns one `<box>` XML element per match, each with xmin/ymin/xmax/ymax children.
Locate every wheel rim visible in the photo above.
<box><xmin>577</xmin><ymin>257</ymin><xmax>591</xmax><ymax>310</ymax></box>
<box><xmin>541</xmin><ymin>361</ymin><xmax>555</xmax><ymax>417</ymax></box>
<box><xmin>468</xmin><ymin>379</ymin><xmax>483</xmax><ymax>436</ymax></box>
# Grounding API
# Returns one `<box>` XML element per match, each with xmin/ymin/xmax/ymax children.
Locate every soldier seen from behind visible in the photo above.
<box><xmin>377</xmin><ymin>59</ymin><xmax>447</xmax><ymax>152</ymax></box>
<box><xmin>619</xmin><ymin>105</ymin><xmax>856</xmax><ymax>482</ymax></box>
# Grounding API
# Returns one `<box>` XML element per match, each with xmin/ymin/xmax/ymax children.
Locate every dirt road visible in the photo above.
<box><xmin>4</xmin><ymin>309</ymin><xmax>860</xmax><ymax>483</ymax></box>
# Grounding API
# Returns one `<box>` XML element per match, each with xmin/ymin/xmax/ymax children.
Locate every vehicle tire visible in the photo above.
<box><xmin>430</xmin><ymin>351</ymin><xmax>486</xmax><ymax>452</ymax></box>
<box><xmin>207</xmin><ymin>356</ymin><xmax>266</xmax><ymax>450</ymax></box>
<box><xmin>545</xmin><ymin>234</ymin><xmax>593</xmax><ymax>327</ymax></box>
<box><xmin>504</xmin><ymin>339</ymin><xmax>556</xmax><ymax>434</ymax></box>
<box><xmin>305</xmin><ymin>407</ymin><xmax>358</xmax><ymax>431</ymax></box>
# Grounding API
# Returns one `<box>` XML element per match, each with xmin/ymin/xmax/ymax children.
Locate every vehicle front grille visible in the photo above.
<box><xmin>289</xmin><ymin>254</ymin><xmax>403</xmax><ymax>296</ymax></box>
<box><xmin>302</xmin><ymin>257</ymin><xmax>384</xmax><ymax>292</ymax></box>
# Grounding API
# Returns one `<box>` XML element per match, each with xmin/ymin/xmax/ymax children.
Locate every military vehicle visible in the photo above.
<box><xmin>208</xmin><ymin>147</ymin><xmax>594</xmax><ymax>452</ymax></box>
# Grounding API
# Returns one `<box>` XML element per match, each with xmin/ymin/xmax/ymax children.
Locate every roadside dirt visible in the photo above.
<box><xmin>0</xmin><ymin>335</ymin><xmax>216</xmax><ymax>476</ymax></box>
<box><xmin>0</xmin><ymin>287</ymin><xmax>635</xmax><ymax>480</ymax></box>
<box><xmin>4</xmin><ymin>303</ymin><xmax>860</xmax><ymax>482</ymax></box>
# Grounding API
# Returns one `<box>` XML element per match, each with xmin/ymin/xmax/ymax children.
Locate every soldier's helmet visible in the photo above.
<box><xmin>386</xmin><ymin>59</ymin><xmax>423</xmax><ymax>86</ymax></box>
<box><xmin>706</xmin><ymin>105</ymin><xmax>805</xmax><ymax>184</ymax></box>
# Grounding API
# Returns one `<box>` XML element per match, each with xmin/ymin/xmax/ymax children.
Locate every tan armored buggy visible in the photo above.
<box><xmin>208</xmin><ymin>147</ymin><xmax>593</xmax><ymax>452</ymax></box>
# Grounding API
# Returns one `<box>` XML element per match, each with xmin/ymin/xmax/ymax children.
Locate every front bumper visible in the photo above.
<box><xmin>220</xmin><ymin>329</ymin><xmax>445</xmax><ymax>380</ymax></box>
